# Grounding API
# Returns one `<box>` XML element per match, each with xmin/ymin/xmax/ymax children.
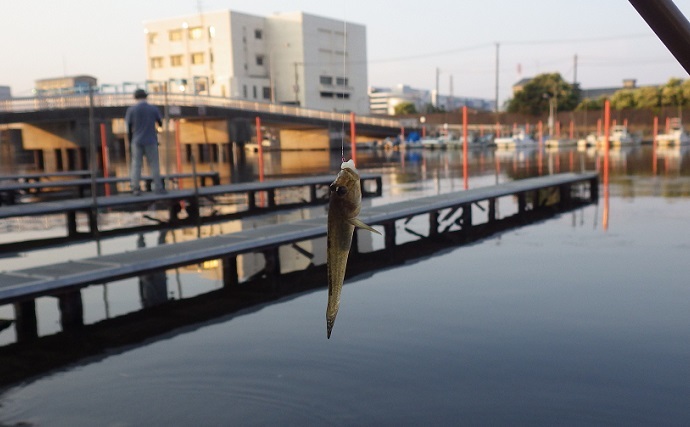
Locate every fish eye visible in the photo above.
<box><xmin>336</xmin><ymin>186</ymin><xmax>347</xmax><ymax>196</ymax></box>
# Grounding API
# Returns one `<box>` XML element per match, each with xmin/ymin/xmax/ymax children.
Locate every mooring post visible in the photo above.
<box><xmin>384</xmin><ymin>221</ymin><xmax>396</xmax><ymax>249</ymax></box>
<box><xmin>267</xmin><ymin>189</ymin><xmax>276</xmax><ymax>208</ymax></box>
<box><xmin>309</xmin><ymin>185</ymin><xmax>318</xmax><ymax>204</ymax></box>
<box><xmin>429</xmin><ymin>211</ymin><xmax>440</xmax><ymax>237</ymax></box>
<box><xmin>518</xmin><ymin>192</ymin><xmax>527</xmax><ymax>213</ymax></box>
<box><xmin>13</xmin><ymin>300</ymin><xmax>38</xmax><ymax>342</ymax></box>
<box><xmin>263</xmin><ymin>247</ymin><xmax>281</xmax><ymax>290</ymax></box>
<box><xmin>488</xmin><ymin>198</ymin><xmax>497</xmax><ymax>222</ymax></box>
<box><xmin>58</xmin><ymin>290</ymin><xmax>84</xmax><ymax>330</ymax></box>
<box><xmin>247</xmin><ymin>191</ymin><xmax>256</xmax><ymax>210</ymax></box>
<box><xmin>222</xmin><ymin>255</ymin><xmax>239</xmax><ymax>288</ymax></box>
<box><xmin>461</xmin><ymin>204</ymin><xmax>472</xmax><ymax>232</ymax></box>
<box><xmin>67</xmin><ymin>211</ymin><xmax>78</xmax><ymax>237</ymax></box>
<box><xmin>559</xmin><ymin>184</ymin><xmax>572</xmax><ymax>209</ymax></box>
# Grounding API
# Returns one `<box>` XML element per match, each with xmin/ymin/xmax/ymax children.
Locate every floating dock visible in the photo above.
<box><xmin>0</xmin><ymin>172</ymin><xmax>598</xmax><ymax>341</ymax></box>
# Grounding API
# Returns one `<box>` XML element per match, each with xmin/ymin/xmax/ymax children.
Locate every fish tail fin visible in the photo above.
<box><xmin>348</xmin><ymin>217</ymin><xmax>381</xmax><ymax>235</ymax></box>
<box><xmin>327</xmin><ymin>317</ymin><xmax>335</xmax><ymax>339</ymax></box>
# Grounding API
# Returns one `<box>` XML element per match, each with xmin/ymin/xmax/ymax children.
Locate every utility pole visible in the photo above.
<box><xmin>435</xmin><ymin>67</ymin><xmax>440</xmax><ymax>107</ymax></box>
<box><xmin>494</xmin><ymin>42</ymin><xmax>500</xmax><ymax>113</ymax></box>
<box><xmin>573</xmin><ymin>54</ymin><xmax>578</xmax><ymax>85</ymax></box>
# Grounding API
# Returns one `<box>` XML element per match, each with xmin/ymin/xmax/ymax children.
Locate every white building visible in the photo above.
<box><xmin>369</xmin><ymin>84</ymin><xmax>495</xmax><ymax>115</ymax></box>
<box><xmin>143</xmin><ymin>10</ymin><xmax>369</xmax><ymax>114</ymax></box>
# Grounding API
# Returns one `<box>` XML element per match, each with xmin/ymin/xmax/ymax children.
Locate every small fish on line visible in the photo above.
<box><xmin>326</xmin><ymin>159</ymin><xmax>380</xmax><ymax>339</ymax></box>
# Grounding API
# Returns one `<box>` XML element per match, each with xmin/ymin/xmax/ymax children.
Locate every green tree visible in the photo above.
<box><xmin>634</xmin><ymin>86</ymin><xmax>660</xmax><ymax>110</ymax></box>
<box><xmin>394</xmin><ymin>101</ymin><xmax>417</xmax><ymax>115</ymax></box>
<box><xmin>575</xmin><ymin>97</ymin><xmax>604</xmax><ymax>111</ymax></box>
<box><xmin>610</xmin><ymin>89</ymin><xmax>636</xmax><ymax>110</ymax></box>
<box><xmin>506</xmin><ymin>73</ymin><xmax>579</xmax><ymax>115</ymax></box>
<box><xmin>660</xmin><ymin>77</ymin><xmax>685</xmax><ymax>107</ymax></box>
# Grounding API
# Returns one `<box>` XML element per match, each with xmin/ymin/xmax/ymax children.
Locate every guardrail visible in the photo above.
<box><xmin>0</xmin><ymin>93</ymin><xmax>401</xmax><ymax>128</ymax></box>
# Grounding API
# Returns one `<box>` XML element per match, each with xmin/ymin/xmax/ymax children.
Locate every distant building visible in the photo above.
<box><xmin>143</xmin><ymin>10</ymin><xmax>369</xmax><ymax>114</ymax></box>
<box><xmin>34</xmin><ymin>75</ymin><xmax>97</xmax><ymax>96</ymax></box>
<box><xmin>0</xmin><ymin>86</ymin><xmax>10</xmax><ymax>100</ymax></box>
<box><xmin>369</xmin><ymin>84</ymin><xmax>494</xmax><ymax>115</ymax></box>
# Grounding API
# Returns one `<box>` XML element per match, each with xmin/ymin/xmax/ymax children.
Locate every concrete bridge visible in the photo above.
<box><xmin>0</xmin><ymin>93</ymin><xmax>403</xmax><ymax>171</ymax></box>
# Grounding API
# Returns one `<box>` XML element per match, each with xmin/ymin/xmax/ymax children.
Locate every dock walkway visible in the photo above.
<box><xmin>0</xmin><ymin>173</ymin><xmax>383</xmax><ymax>248</ymax></box>
<box><xmin>0</xmin><ymin>172</ymin><xmax>220</xmax><ymax>204</ymax></box>
<box><xmin>0</xmin><ymin>172</ymin><xmax>598</xmax><ymax>338</ymax></box>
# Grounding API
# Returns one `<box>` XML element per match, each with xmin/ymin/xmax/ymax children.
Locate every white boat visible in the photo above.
<box><xmin>421</xmin><ymin>134</ymin><xmax>456</xmax><ymax>149</ymax></box>
<box><xmin>656</xmin><ymin>128</ymin><xmax>690</xmax><ymax>146</ymax></box>
<box><xmin>493</xmin><ymin>129</ymin><xmax>537</xmax><ymax>149</ymax></box>
<box><xmin>545</xmin><ymin>138</ymin><xmax>577</xmax><ymax>148</ymax></box>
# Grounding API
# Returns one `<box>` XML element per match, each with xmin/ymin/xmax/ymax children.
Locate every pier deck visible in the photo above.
<box><xmin>0</xmin><ymin>172</ymin><xmax>220</xmax><ymax>204</ymax></box>
<box><xmin>0</xmin><ymin>173</ymin><xmax>383</xmax><ymax>249</ymax></box>
<box><xmin>0</xmin><ymin>172</ymin><xmax>598</xmax><ymax>338</ymax></box>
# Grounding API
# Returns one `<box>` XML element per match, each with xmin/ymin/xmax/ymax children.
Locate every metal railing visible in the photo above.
<box><xmin>0</xmin><ymin>93</ymin><xmax>400</xmax><ymax>128</ymax></box>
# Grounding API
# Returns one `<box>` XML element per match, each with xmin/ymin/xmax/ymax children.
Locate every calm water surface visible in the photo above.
<box><xmin>1</xmin><ymin>146</ymin><xmax>689</xmax><ymax>425</ymax></box>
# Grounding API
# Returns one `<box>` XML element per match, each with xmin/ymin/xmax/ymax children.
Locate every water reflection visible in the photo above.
<box><xmin>136</xmin><ymin>232</ymin><xmax>169</xmax><ymax>307</ymax></box>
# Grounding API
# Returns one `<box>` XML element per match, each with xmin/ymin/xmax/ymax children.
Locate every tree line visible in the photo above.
<box><xmin>506</xmin><ymin>73</ymin><xmax>690</xmax><ymax>114</ymax></box>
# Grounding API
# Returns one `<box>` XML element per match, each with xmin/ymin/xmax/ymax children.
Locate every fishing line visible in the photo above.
<box><xmin>340</xmin><ymin>12</ymin><xmax>347</xmax><ymax>163</ymax></box>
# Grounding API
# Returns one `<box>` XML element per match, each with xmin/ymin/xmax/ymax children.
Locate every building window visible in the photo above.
<box><xmin>148</xmin><ymin>32</ymin><xmax>159</xmax><ymax>44</ymax></box>
<box><xmin>320</xmin><ymin>92</ymin><xmax>334</xmax><ymax>98</ymax></box>
<box><xmin>255</xmin><ymin>29</ymin><xmax>263</xmax><ymax>39</ymax></box>
<box><xmin>263</xmin><ymin>87</ymin><xmax>271</xmax><ymax>100</ymax></box>
<box><xmin>320</xmin><ymin>76</ymin><xmax>333</xmax><ymax>85</ymax></box>
<box><xmin>336</xmin><ymin>77</ymin><xmax>349</xmax><ymax>86</ymax></box>
<box><xmin>256</xmin><ymin>55</ymin><xmax>264</xmax><ymax>66</ymax></box>
<box><xmin>208</xmin><ymin>26</ymin><xmax>216</xmax><ymax>39</ymax></box>
<box><xmin>191</xmin><ymin>52</ymin><xmax>205</xmax><ymax>65</ymax></box>
<box><xmin>150</xmin><ymin>57</ymin><xmax>164</xmax><ymax>69</ymax></box>
<box><xmin>188</xmin><ymin>26</ymin><xmax>203</xmax><ymax>40</ymax></box>
<box><xmin>170</xmin><ymin>55</ymin><xmax>184</xmax><ymax>67</ymax></box>
<box><xmin>169</xmin><ymin>29</ymin><xmax>183</xmax><ymax>41</ymax></box>
<box><xmin>321</xmin><ymin>92</ymin><xmax>350</xmax><ymax>99</ymax></box>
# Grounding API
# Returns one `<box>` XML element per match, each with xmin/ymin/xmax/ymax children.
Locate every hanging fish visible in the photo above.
<box><xmin>326</xmin><ymin>159</ymin><xmax>380</xmax><ymax>338</ymax></box>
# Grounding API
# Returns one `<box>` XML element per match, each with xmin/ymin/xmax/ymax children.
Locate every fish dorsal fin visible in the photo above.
<box><xmin>348</xmin><ymin>217</ymin><xmax>381</xmax><ymax>234</ymax></box>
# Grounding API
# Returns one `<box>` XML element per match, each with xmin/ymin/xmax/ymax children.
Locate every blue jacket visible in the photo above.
<box><xmin>125</xmin><ymin>101</ymin><xmax>163</xmax><ymax>145</ymax></box>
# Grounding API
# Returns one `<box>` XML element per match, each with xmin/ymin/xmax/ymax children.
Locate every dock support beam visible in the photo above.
<box><xmin>58</xmin><ymin>290</ymin><xmax>84</xmax><ymax>330</ymax></box>
<box><xmin>67</xmin><ymin>212</ymin><xmax>78</xmax><ymax>237</ymax></box>
<box><xmin>488</xmin><ymin>198</ymin><xmax>497</xmax><ymax>222</ymax></box>
<box><xmin>429</xmin><ymin>211</ymin><xmax>439</xmax><ymax>237</ymax></box>
<box><xmin>559</xmin><ymin>184</ymin><xmax>572</xmax><ymax>209</ymax></box>
<box><xmin>384</xmin><ymin>222</ymin><xmax>396</xmax><ymax>249</ymax></box>
<box><xmin>222</xmin><ymin>255</ymin><xmax>239</xmax><ymax>288</ymax></box>
<box><xmin>14</xmin><ymin>300</ymin><xmax>38</xmax><ymax>342</ymax></box>
<box><xmin>590</xmin><ymin>176</ymin><xmax>599</xmax><ymax>202</ymax></box>
<box><xmin>263</xmin><ymin>248</ymin><xmax>281</xmax><ymax>290</ymax></box>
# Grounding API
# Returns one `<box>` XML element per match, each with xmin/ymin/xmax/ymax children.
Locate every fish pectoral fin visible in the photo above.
<box><xmin>348</xmin><ymin>217</ymin><xmax>381</xmax><ymax>235</ymax></box>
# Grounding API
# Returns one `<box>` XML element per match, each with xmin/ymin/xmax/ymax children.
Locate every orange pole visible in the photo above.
<box><xmin>538</xmin><ymin>120</ymin><xmax>543</xmax><ymax>175</ymax></box>
<box><xmin>597</xmin><ymin>118</ymin><xmax>602</xmax><ymax>136</ymax></box>
<box><xmin>480</xmin><ymin>125</ymin><xmax>484</xmax><ymax>137</ymax></box>
<box><xmin>495</xmin><ymin>121</ymin><xmax>501</xmax><ymax>138</ymax></box>
<box><xmin>350</xmin><ymin>112</ymin><xmax>357</xmax><ymax>164</ymax></box>
<box><xmin>569</xmin><ymin>120</ymin><xmax>574</xmax><ymax>139</ymax></box>
<box><xmin>623</xmin><ymin>118</ymin><xmax>628</xmax><ymax>128</ymax></box>
<box><xmin>603</xmin><ymin>99</ymin><xmax>611</xmax><ymax>231</ymax></box>
<box><xmin>462</xmin><ymin>106</ymin><xmax>468</xmax><ymax>190</ymax></box>
<box><xmin>256</xmin><ymin>117</ymin><xmax>264</xmax><ymax>182</ymax></box>
<box><xmin>526</xmin><ymin>123</ymin><xmax>530</xmax><ymax>134</ymax></box>
<box><xmin>653</xmin><ymin>116</ymin><xmax>658</xmax><ymax>175</ymax></box>
<box><xmin>99</xmin><ymin>123</ymin><xmax>110</xmax><ymax>196</ymax></box>
<box><xmin>666</xmin><ymin>116</ymin><xmax>671</xmax><ymax>133</ymax></box>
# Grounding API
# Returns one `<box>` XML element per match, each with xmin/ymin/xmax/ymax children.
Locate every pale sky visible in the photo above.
<box><xmin>3</xmin><ymin>0</ymin><xmax>690</xmax><ymax>107</ymax></box>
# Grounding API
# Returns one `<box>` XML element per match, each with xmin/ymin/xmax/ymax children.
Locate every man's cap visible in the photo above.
<box><xmin>134</xmin><ymin>89</ymin><xmax>148</xmax><ymax>99</ymax></box>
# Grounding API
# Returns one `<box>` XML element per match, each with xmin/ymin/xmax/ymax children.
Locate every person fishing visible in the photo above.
<box><xmin>125</xmin><ymin>89</ymin><xmax>165</xmax><ymax>195</ymax></box>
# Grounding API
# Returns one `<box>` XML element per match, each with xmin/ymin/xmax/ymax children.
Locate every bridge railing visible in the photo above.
<box><xmin>0</xmin><ymin>93</ymin><xmax>401</xmax><ymax>128</ymax></box>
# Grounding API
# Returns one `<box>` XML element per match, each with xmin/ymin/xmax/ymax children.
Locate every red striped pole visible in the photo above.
<box><xmin>462</xmin><ymin>106</ymin><xmax>468</xmax><ymax>190</ymax></box>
